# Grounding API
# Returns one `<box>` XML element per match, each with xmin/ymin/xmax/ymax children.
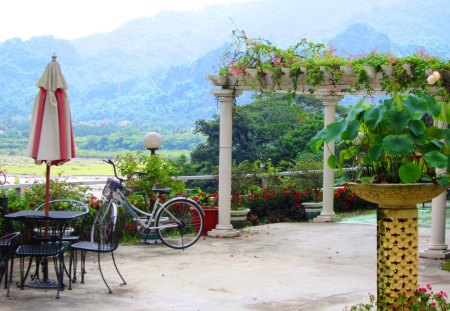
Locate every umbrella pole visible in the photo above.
<box><xmin>43</xmin><ymin>163</ymin><xmax>50</xmax><ymax>281</ymax></box>
<box><xmin>45</xmin><ymin>163</ymin><xmax>50</xmax><ymax>216</ymax></box>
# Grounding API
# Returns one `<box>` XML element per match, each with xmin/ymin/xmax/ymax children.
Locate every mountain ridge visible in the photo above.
<box><xmin>0</xmin><ymin>0</ymin><xmax>449</xmax><ymax>134</ymax></box>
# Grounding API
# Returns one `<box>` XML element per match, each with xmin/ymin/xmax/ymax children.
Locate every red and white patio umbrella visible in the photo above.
<box><xmin>27</xmin><ymin>54</ymin><xmax>76</xmax><ymax>215</ymax></box>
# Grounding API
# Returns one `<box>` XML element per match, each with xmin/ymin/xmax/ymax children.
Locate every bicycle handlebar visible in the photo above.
<box><xmin>103</xmin><ymin>159</ymin><xmax>148</xmax><ymax>184</ymax></box>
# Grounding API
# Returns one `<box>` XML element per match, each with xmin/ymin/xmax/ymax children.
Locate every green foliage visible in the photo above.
<box><xmin>21</xmin><ymin>178</ymin><xmax>91</xmax><ymax>210</ymax></box>
<box><xmin>115</xmin><ymin>151</ymin><xmax>185</xmax><ymax>196</ymax></box>
<box><xmin>221</xmin><ymin>29</ymin><xmax>450</xmax><ymax>98</ymax></box>
<box><xmin>231</xmin><ymin>160</ymin><xmax>265</xmax><ymax>210</ymax></box>
<box><xmin>0</xmin><ymin>179</ymin><xmax>93</xmax><ymax>235</ymax></box>
<box><xmin>191</xmin><ymin>94</ymin><xmax>330</xmax><ymax>172</ymax></box>
<box><xmin>310</xmin><ymin>93</ymin><xmax>450</xmax><ymax>185</ymax></box>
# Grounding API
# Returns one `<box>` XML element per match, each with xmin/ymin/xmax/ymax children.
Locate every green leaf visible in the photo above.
<box><xmin>342</xmin><ymin>119</ymin><xmax>360</xmax><ymax>140</ymax></box>
<box><xmin>382</xmin><ymin>135</ymin><xmax>414</xmax><ymax>155</ymax></box>
<box><xmin>424</xmin><ymin>150</ymin><xmax>448</xmax><ymax>168</ymax></box>
<box><xmin>436</xmin><ymin>177</ymin><xmax>450</xmax><ymax>188</ymax></box>
<box><xmin>403</xmin><ymin>95</ymin><xmax>427</xmax><ymax>116</ymax></box>
<box><xmin>408</xmin><ymin>120</ymin><xmax>426</xmax><ymax>136</ymax></box>
<box><xmin>425</xmin><ymin>126</ymin><xmax>443</xmax><ymax>140</ymax></box>
<box><xmin>309</xmin><ymin>128</ymin><xmax>325</xmax><ymax>152</ymax></box>
<box><xmin>346</xmin><ymin>98</ymin><xmax>366</xmax><ymax>121</ymax></box>
<box><xmin>327</xmin><ymin>154</ymin><xmax>336</xmax><ymax>168</ymax></box>
<box><xmin>441</xmin><ymin>145</ymin><xmax>450</xmax><ymax>156</ymax></box>
<box><xmin>444</xmin><ymin>128</ymin><xmax>450</xmax><ymax>142</ymax></box>
<box><xmin>411</xmin><ymin>133</ymin><xmax>426</xmax><ymax>145</ymax></box>
<box><xmin>367</xmin><ymin>144</ymin><xmax>382</xmax><ymax>162</ymax></box>
<box><xmin>399</xmin><ymin>162</ymin><xmax>422</xmax><ymax>183</ymax></box>
<box><xmin>323</xmin><ymin>120</ymin><xmax>347</xmax><ymax>143</ymax></box>
<box><xmin>419</xmin><ymin>93</ymin><xmax>441</xmax><ymax>117</ymax></box>
<box><xmin>422</xmin><ymin>142</ymin><xmax>440</xmax><ymax>154</ymax></box>
<box><xmin>383</xmin><ymin>110</ymin><xmax>410</xmax><ymax>132</ymax></box>
<box><xmin>364</xmin><ymin>104</ymin><xmax>386</xmax><ymax>130</ymax></box>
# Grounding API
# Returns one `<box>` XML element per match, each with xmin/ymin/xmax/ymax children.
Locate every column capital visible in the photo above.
<box><xmin>317</xmin><ymin>95</ymin><xmax>344</xmax><ymax>106</ymax></box>
<box><xmin>211</xmin><ymin>89</ymin><xmax>242</xmax><ymax>101</ymax></box>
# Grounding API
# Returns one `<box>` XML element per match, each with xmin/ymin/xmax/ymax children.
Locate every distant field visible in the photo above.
<box><xmin>0</xmin><ymin>150</ymin><xmax>190</xmax><ymax>176</ymax></box>
<box><xmin>0</xmin><ymin>156</ymin><xmax>112</xmax><ymax>176</ymax></box>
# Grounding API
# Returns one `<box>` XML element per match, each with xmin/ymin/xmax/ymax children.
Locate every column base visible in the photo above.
<box><xmin>207</xmin><ymin>225</ymin><xmax>240</xmax><ymax>238</ymax></box>
<box><xmin>313</xmin><ymin>213</ymin><xmax>337</xmax><ymax>223</ymax></box>
<box><xmin>420</xmin><ymin>248</ymin><xmax>450</xmax><ymax>259</ymax></box>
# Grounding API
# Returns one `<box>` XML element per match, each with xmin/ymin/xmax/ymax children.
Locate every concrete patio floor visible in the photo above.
<box><xmin>1</xmin><ymin>222</ymin><xmax>449</xmax><ymax>311</ymax></box>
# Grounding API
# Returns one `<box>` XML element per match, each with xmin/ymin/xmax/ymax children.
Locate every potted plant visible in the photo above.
<box><xmin>309</xmin><ymin>86</ymin><xmax>449</xmax><ymax>308</ymax></box>
<box><xmin>310</xmin><ymin>91</ymin><xmax>449</xmax><ymax>186</ymax></box>
<box><xmin>190</xmin><ymin>189</ymin><xmax>218</xmax><ymax>235</ymax></box>
<box><xmin>292</xmin><ymin>159</ymin><xmax>324</xmax><ymax>220</ymax></box>
<box><xmin>230</xmin><ymin>161</ymin><xmax>264</xmax><ymax>228</ymax></box>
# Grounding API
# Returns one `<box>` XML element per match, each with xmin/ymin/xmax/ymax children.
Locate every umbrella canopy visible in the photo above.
<box><xmin>27</xmin><ymin>55</ymin><xmax>76</xmax><ymax>215</ymax></box>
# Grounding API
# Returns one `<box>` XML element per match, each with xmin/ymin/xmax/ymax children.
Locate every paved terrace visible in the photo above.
<box><xmin>1</xmin><ymin>222</ymin><xmax>449</xmax><ymax>311</ymax></box>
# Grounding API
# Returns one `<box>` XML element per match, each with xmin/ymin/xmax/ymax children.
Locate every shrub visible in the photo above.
<box><xmin>344</xmin><ymin>284</ymin><xmax>450</xmax><ymax>311</ymax></box>
<box><xmin>244</xmin><ymin>186</ymin><xmax>310</xmax><ymax>224</ymax></box>
<box><xmin>334</xmin><ymin>185</ymin><xmax>377</xmax><ymax>213</ymax></box>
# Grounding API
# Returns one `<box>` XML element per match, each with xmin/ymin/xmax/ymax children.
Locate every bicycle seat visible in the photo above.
<box><xmin>152</xmin><ymin>188</ymin><xmax>172</xmax><ymax>195</ymax></box>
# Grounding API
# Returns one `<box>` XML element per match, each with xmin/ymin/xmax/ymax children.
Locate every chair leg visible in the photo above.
<box><xmin>69</xmin><ymin>249</ymin><xmax>74</xmax><ymax>290</ymax></box>
<box><xmin>6</xmin><ymin>255</ymin><xmax>14</xmax><ymax>297</ymax></box>
<box><xmin>72</xmin><ymin>249</ymin><xmax>78</xmax><ymax>283</ymax></box>
<box><xmin>97</xmin><ymin>252</ymin><xmax>112</xmax><ymax>294</ymax></box>
<box><xmin>31</xmin><ymin>257</ymin><xmax>40</xmax><ymax>280</ymax></box>
<box><xmin>1</xmin><ymin>263</ymin><xmax>6</xmax><ymax>290</ymax></box>
<box><xmin>111</xmin><ymin>252</ymin><xmax>126</xmax><ymax>285</ymax></box>
<box><xmin>80</xmin><ymin>251</ymin><xmax>86</xmax><ymax>284</ymax></box>
<box><xmin>54</xmin><ymin>256</ymin><xmax>61</xmax><ymax>299</ymax></box>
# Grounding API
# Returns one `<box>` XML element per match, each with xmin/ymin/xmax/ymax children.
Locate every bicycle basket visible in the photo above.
<box><xmin>102</xmin><ymin>178</ymin><xmax>131</xmax><ymax>199</ymax></box>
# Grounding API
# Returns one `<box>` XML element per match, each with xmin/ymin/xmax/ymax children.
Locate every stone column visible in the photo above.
<box><xmin>314</xmin><ymin>95</ymin><xmax>343</xmax><ymax>223</ymax></box>
<box><xmin>208</xmin><ymin>89</ymin><xmax>240</xmax><ymax>238</ymax></box>
<box><xmin>420</xmin><ymin>191</ymin><xmax>450</xmax><ymax>259</ymax></box>
<box><xmin>420</xmin><ymin>99</ymin><xmax>450</xmax><ymax>258</ymax></box>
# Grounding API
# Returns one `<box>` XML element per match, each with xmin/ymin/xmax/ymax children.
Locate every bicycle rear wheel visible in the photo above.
<box><xmin>156</xmin><ymin>198</ymin><xmax>204</xmax><ymax>249</ymax></box>
<box><xmin>0</xmin><ymin>171</ymin><xmax>6</xmax><ymax>185</ymax></box>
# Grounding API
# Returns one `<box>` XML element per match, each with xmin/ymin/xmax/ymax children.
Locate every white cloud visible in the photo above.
<box><xmin>0</xmin><ymin>0</ymin><xmax>255</xmax><ymax>41</ymax></box>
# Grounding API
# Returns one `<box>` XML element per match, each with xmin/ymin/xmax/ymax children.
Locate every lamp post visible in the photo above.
<box><xmin>143</xmin><ymin>132</ymin><xmax>162</xmax><ymax>155</ymax></box>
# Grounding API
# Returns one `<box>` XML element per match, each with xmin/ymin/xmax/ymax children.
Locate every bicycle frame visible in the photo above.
<box><xmin>100</xmin><ymin>160</ymin><xmax>205</xmax><ymax>249</ymax></box>
<box><xmin>108</xmin><ymin>184</ymin><xmax>201</xmax><ymax>232</ymax></box>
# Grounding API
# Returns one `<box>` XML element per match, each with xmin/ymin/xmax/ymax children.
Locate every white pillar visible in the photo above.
<box><xmin>314</xmin><ymin>95</ymin><xmax>342</xmax><ymax>223</ymax></box>
<box><xmin>420</xmin><ymin>117</ymin><xmax>449</xmax><ymax>259</ymax></box>
<box><xmin>208</xmin><ymin>89</ymin><xmax>240</xmax><ymax>238</ymax></box>
<box><xmin>420</xmin><ymin>191</ymin><xmax>450</xmax><ymax>259</ymax></box>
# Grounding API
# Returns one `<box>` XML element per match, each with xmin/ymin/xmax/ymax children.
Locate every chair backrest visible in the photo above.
<box><xmin>31</xmin><ymin>217</ymin><xmax>69</xmax><ymax>245</ymax></box>
<box><xmin>0</xmin><ymin>232</ymin><xmax>20</xmax><ymax>281</ymax></box>
<box><xmin>0</xmin><ymin>231</ymin><xmax>20</xmax><ymax>258</ymax></box>
<box><xmin>35</xmin><ymin>200</ymin><xmax>89</xmax><ymax>238</ymax></box>
<box><xmin>34</xmin><ymin>200</ymin><xmax>89</xmax><ymax>213</ymax></box>
<box><xmin>90</xmin><ymin>202</ymin><xmax>126</xmax><ymax>252</ymax></box>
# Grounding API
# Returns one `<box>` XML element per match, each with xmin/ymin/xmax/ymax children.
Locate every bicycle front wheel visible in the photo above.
<box><xmin>156</xmin><ymin>199</ymin><xmax>204</xmax><ymax>249</ymax></box>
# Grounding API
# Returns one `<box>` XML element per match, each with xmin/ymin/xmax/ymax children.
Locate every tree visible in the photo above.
<box><xmin>190</xmin><ymin>94</ymin><xmax>336</xmax><ymax>172</ymax></box>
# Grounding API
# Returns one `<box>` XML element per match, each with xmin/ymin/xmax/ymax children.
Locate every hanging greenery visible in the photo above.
<box><xmin>219</xmin><ymin>29</ymin><xmax>450</xmax><ymax>99</ymax></box>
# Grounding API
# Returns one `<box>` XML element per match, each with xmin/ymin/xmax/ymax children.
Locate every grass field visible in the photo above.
<box><xmin>0</xmin><ymin>156</ymin><xmax>112</xmax><ymax>176</ymax></box>
<box><xmin>0</xmin><ymin>149</ymin><xmax>191</xmax><ymax>176</ymax></box>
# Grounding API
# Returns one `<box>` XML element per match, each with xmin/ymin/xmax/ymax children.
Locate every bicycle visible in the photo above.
<box><xmin>0</xmin><ymin>170</ymin><xmax>6</xmax><ymax>185</ymax></box>
<box><xmin>99</xmin><ymin>159</ymin><xmax>204</xmax><ymax>249</ymax></box>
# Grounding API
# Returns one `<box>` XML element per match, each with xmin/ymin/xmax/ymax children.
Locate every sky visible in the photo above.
<box><xmin>0</xmin><ymin>0</ymin><xmax>255</xmax><ymax>42</ymax></box>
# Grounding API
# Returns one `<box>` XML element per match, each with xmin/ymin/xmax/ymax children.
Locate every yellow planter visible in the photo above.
<box><xmin>348</xmin><ymin>183</ymin><xmax>445</xmax><ymax>310</ymax></box>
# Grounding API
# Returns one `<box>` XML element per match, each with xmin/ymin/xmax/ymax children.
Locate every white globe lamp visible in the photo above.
<box><xmin>143</xmin><ymin>132</ymin><xmax>162</xmax><ymax>155</ymax></box>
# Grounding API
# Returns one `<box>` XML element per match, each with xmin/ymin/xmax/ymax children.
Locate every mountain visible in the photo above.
<box><xmin>0</xmin><ymin>0</ymin><xmax>449</xmax><ymax>137</ymax></box>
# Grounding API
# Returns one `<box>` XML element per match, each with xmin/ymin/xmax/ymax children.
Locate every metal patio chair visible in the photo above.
<box><xmin>0</xmin><ymin>232</ymin><xmax>21</xmax><ymax>297</ymax></box>
<box><xmin>69</xmin><ymin>202</ymin><xmax>127</xmax><ymax>293</ymax></box>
